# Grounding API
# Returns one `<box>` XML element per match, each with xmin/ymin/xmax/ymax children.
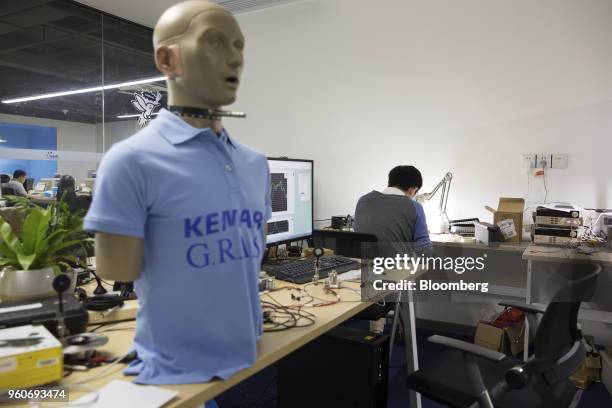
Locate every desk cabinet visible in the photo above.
<box><xmin>415</xmin><ymin>241</ymin><xmax>528</xmax><ymax>331</ymax></box>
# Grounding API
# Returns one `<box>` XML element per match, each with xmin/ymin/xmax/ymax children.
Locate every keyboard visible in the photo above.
<box><xmin>262</xmin><ymin>255</ymin><xmax>362</xmax><ymax>284</ymax></box>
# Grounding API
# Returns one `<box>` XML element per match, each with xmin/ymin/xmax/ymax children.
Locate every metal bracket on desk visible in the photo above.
<box><xmin>524</xmin><ymin>259</ymin><xmax>533</xmax><ymax>361</ymax></box>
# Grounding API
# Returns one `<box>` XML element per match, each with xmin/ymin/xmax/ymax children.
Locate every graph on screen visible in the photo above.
<box><xmin>268</xmin><ymin>220</ymin><xmax>290</xmax><ymax>235</ymax></box>
<box><xmin>266</xmin><ymin>159</ymin><xmax>312</xmax><ymax>245</ymax></box>
<box><xmin>271</xmin><ymin>173</ymin><xmax>288</xmax><ymax>212</ymax></box>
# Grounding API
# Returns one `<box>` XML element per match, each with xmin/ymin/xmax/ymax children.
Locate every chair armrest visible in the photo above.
<box><xmin>428</xmin><ymin>335</ymin><xmax>507</xmax><ymax>363</ymax></box>
<box><xmin>498</xmin><ymin>300</ymin><xmax>546</xmax><ymax>314</ymax></box>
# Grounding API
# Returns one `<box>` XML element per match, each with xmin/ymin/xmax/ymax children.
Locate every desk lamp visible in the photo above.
<box><xmin>415</xmin><ymin>172</ymin><xmax>453</xmax><ymax>233</ymax></box>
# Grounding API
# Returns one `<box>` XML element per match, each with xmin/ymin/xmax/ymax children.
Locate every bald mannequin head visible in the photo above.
<box><xmin>153</xmin><ymin>0</ymin><xmax>244</xmax><ymax>111</ymax></box>
<box><xmin>153</xmin><ymin>0</ymin><xmax>230</xmax><ymax>46</ymax></box>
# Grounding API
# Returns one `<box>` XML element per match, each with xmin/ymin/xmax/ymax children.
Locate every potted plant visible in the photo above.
<box><xmin>0</xmin><ymin>196</ymin><xmax>91</xmax><ymax>301</ymax></box>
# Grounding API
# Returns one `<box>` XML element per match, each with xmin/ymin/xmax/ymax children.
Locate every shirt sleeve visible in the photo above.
<box><xmin>84</xmin><ymin>144</ymin><xmax>147</xmax><ymax>239</ymax></box>
<box><xmin>413</xmin><ymin>201</ymin><xmax>433</xmax><ymax>257</ymax></box>
<box><xmin>14</xmin><ymin>182</ymin><xmax>27</xmax><ymax>196</ymax></box>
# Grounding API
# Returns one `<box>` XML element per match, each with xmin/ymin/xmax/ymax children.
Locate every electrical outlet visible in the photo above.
<box><xmin>536</xmin><ymin>153</ymin><xmax>551</xmax><ymax>169</ymax></box>
<box><xmin>522</xmin><ymin>154</ymin><xmax>535</xmax><ymax>173</ymax></box>
<box><xmin>551</xmin><ymin>153</ymin><xmax>568</xmax><ymax>169</ymax></box>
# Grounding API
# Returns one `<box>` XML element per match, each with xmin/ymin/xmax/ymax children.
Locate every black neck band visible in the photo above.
<box><xmin>168</xmin><ymin>106</ymin><xmax>222</xmax><ymax>120</ymax></box>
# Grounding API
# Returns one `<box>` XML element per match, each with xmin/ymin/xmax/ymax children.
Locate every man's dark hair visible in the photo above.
<box><xmin>13</xmin><ymin>169</ymin><xmax>26</xmax><ymax>179</ymax></box>
<box><xmin>388</xmin><ymin>166</ymin><xmax>423</xmax><ymax>192</ymax></box>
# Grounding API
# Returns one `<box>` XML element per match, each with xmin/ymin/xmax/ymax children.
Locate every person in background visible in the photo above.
<box><xmin>2</xmin><ymin>170</ymin><xmax>29</xmax><ymax>197</ymax></box>
<box><xmin>354</xmin><ymin>165</ymin><xmax>433</xmax><ymax>333</ymax></box>
<box><xmin>56</xmin><ymin>175</ymin><xmax>91</xmax><ymax>213</ymax></box>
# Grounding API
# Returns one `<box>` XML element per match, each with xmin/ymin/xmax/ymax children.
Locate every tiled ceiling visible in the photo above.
<box><xmin>0</xmin><ymin>0</ymin><xmax>161</xmax><ymax>124</ymax></box>
<box><xmin>0</xmin><ymin>0</ymin><xmax>306</xmax><ymax>124</ymax></box>
<box><xmin>75</xmin><ymin>0</ymin><xmax>307</xmax><ymax>28</ymax></box>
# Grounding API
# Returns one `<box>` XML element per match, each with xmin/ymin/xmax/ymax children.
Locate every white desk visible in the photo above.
<box><xmin>522</xmin><ymin>243</ymin><xmax>612</xmax><ymax>360</ymax></box>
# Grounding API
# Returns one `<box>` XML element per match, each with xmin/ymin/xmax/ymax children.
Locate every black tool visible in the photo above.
<box><xmin>312</xmin><ymin>247</ymin><xmax>324</xmax><ymax>283</ymax></box>
<box><xmin>313</xmin><ymin>247</ymin><xmax>324</xmax><ymax>263</ymax></box>
<box><xmin>89</xmin><ymin>270</ymin><xmax>107</xmax><ymax>295</ymax></box>
<box><xmin>52</xmin><ymin>274</ymin><xmax>71</xmax><ymax>339</ymax></box>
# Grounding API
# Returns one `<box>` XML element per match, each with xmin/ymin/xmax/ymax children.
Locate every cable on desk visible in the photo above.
<box><xmin>89</xmin><ymin>319</ymin><xmax>135</xmax><ymax>333</ymax></box>
<box><xmin>65</xmin><ymin>352</ymin><xmax>131</xmax><ymax>385</ymax></box>
<box><xmin>301</xmin><ymin>283</ymin><xmax>341</xmax><ymax>307</ymax></box>
<box><xmin>261</xmin><ymin>293</ymin><xmax>316</xmax><ymax>332</ymax></box>
<box><xmin>262</xmin><ymin>303</ymin><xmax>314</xmax><ymax>332</ymax></box>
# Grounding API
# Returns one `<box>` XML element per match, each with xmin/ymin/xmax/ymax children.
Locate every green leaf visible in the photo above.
<box><xmin>46</xmin><ymin>239</ymin><xmax>86</xmax><ymax>258</ymax></box>
<box><xmin>4</xmin><ymin>196</ymin><xmax>37</xmax><ymax>209</ymax></box>
<box><xmin>21</xmin><ymin>208</ymin><xmax>52</xmax><ymax>255</ymax></box>
<box><xmin>0</xmin><ymin>241</ymin><xmax>18</xmax><ymax>260</ymax></box>
<box><xmin>39</xmin><ymin>229</ymin><xmax>67</xmax><ymax>253</ymax></box>
<box><xmin>16</xmin><ymin>253</ymin><xmax>37</xmax><ymax>271</ymax></box>
<box><xmin>0</xmin><ymin>218</ymin><xmax>23</xmax><ymax>256</ymax></box>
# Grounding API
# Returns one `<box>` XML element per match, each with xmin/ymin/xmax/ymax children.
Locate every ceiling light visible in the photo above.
<box><xmin>0</xmin><ymin>139</ymin><xmax>6</xmax><ymax>143</ymax></box>
<box><xmin>1</xmin><ymin>76</ymin><xmax>166</xmax><ymax>104</ymax></box>
<box><xmin>116</xmin><ymin>112</ymin><xmax>160</xmax><ymax>119</ymax></box>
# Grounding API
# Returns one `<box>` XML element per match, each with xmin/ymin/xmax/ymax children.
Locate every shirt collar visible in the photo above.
<box><xmin>153</xmin><ymin>108</ymin><xmax>235</xmax><ymax>148</ymax></box>
<box><xmin>382</xmin><ymin>187</ymin><xmax>406</xmax><ymax>196</ymax></box>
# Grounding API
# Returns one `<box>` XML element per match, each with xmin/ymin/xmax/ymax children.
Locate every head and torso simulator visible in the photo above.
<box><xmin>84</xmin><ymin>0</ymin><xmax>271</xmax><ymax>386</ymax></box>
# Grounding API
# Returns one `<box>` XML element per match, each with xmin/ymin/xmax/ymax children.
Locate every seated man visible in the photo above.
<box><xmin>2</xmin><ymin>170</ymin><xmax>28</xmax><ymax>197</ymax></box>
<box><xmin>354</xmin><ymin>165</ymin><xmax>432</xmax><ymax>333</ymax></box>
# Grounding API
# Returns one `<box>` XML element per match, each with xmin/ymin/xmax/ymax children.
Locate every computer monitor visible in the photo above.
<box><xmin>40</xmin><ymin>178</ymin><xmax>59</xmax><ymax>190</ymax></box>
<box><xmin>82</xmin><ymin>178</ymin><xmax>95</xmax><ymax>191</ymax></box>
<box><xmin>266</xmin><ymin>158</ymin><xmax>313</xmax><ymax>245</ymax></box>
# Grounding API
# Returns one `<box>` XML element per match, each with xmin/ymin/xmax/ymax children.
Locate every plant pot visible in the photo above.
<box><xmin>0</xmin><ymin>266</ymin><xmax>75</xmax><ymax>302</ymax></box>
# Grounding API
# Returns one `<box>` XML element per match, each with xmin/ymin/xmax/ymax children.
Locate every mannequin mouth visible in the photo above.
<box><xmin>225</xmin><ymin>76</ymin><xmax>240</xmax><ymax>87</ymax></box>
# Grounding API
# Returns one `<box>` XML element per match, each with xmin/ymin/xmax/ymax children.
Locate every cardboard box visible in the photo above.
<box><xmin>570</xmin><ymin>360</ymin><xmax>602</xmax><ymax>389</ymax></box>
<box><xmin>485</xmin><ymin>198</ymin><xmax>525</xmax><ymax>243</ymax></box>
<box><xmin>570</xmin><ymin>337</ymin><xmax>603</xmax><ymax>389</ymax></box>
<box><xmin>474</xmin><ymin>320</ymin><xmax>524</xmax><ymax>356</ymax></box>
<box><xmin>0</xmin><ymin>325</ymin><xmax>63</xmax><ymax>391</ymax></box>
<box><xmin>571</xmin><ymin>365</ymin><xmax>594</xmax><ymax>390</ymax></box>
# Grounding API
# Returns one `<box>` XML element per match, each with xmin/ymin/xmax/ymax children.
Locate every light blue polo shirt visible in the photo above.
<box><xmin>84</xmin><ymin>108</ymin><xmax>271</xmax><ymax>385</ymax></box>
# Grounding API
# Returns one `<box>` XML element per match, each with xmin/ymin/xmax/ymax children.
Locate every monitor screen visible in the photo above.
<box><xmin>266</xmin><ymin>158</ymin><xmax>313</xmax><ymax>245</ymax></box>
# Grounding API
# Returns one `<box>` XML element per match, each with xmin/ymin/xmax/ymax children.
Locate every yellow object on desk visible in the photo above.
<box><xmin>0</xmin><ymin>325</ymin><xmax>63</xmax><ymax>391</ymax></box>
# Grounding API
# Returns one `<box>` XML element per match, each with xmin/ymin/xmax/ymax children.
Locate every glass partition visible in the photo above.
<box><xmin>0</xmin><ymin>0</ymin><xmax>163</xmax><ymax>196</ymax></box>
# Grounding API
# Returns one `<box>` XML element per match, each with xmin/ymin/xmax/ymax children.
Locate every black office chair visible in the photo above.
<box><xmin>406</xmin><ymin>262</ymin><xmax>601</xmax><ymax>408</ymax></box>
<box><xmin>1</xmin><ymin>186</ymin><xmax>15</xmax><ymax>196</ymax></box>
<box><xmin>313</xmin><ymin>230</ymin><xmax>401</xmax><ymax>333</ymax></box>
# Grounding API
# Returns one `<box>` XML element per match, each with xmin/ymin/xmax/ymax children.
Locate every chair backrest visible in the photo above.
<box><xmin>312</xmin><ymin>229</ymin><xmax>378</xmax><ymax>258</ymax></box>
<box><xmin>1</xmin><ymin>186</ymin><xmax>15</xmax><ymax>196</ymax></box>
<box><xmin>0</xmin><ymin>174</ymin><xmax>10</xmax><ymax>184</ymax></box>
<box><xmin>73</xmin><ymin>195</ymin><xmax>92</xmax><ymax>213</ymax></box>
<box><xmin>533</xmin><ymin>263</ymin><xmax>601</xmax><ymax>366</ymax></box>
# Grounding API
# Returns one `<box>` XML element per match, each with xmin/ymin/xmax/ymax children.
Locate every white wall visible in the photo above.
<box><xmin>221</xmin><ymin>0</ymin><xmax>612</xmax><ymax>223</ymax></box>
<box><xmin>0</xmin><ymin>113</ymin><xmax>99</xmax><ymax>183</ymax></box>
<box><xmin>96</xmin><ymin>119</ymin><xmax>140</xmax><ymax>152</ymax></box>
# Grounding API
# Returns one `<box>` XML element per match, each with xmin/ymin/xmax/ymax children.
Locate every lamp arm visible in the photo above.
<box><xmin>441</xmin><ymin>175</ymin><xmax>452</xmax><ymax>215</ymax></box>
<box><xmin>425</xmin><ymin>178</ymin><xmax>447</xmax><ymax>200</ymax></box>
<box><xmin>420</xmin><ymin>173</ymin><xmax>453</xmax><ymax>204</ymax></box>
